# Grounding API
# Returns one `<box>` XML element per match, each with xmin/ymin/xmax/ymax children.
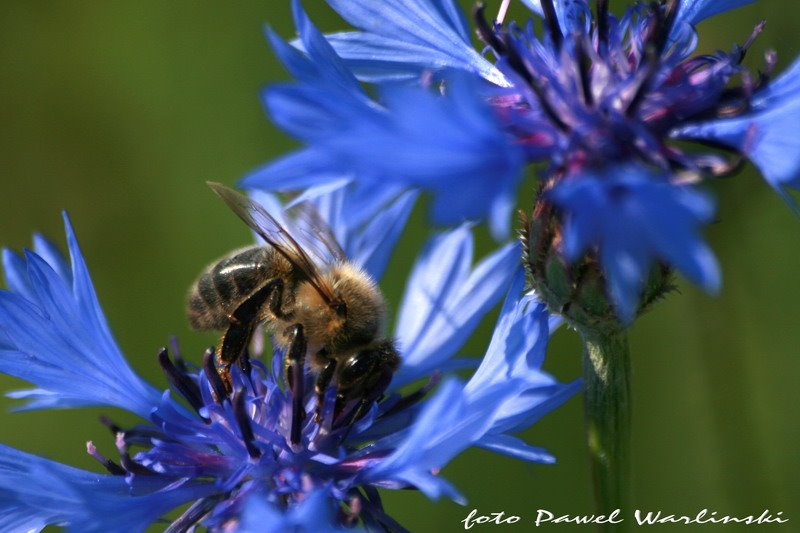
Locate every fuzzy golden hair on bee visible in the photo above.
<box><xmin>187</xmin><ymin>183</ymin><xmax>401</xmax><ymax>438</ymax></box>
<box><xmin>325</xmin><ymin>263</ymin><xmax>386</xmax><ymax>348</ymax></box>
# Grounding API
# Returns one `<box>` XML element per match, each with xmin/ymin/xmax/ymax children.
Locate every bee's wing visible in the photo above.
<box><xmin>208</xmin><ymin>182</ymin><xmax>337</xmax><ymax>305</ymax></box>
<box><xmin>290</xmin><ymin>201</ymin><xmax>348</xmax><ymax>265</ymax></box>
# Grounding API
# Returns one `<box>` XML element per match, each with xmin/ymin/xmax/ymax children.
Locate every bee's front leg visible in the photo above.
<box><xmin>283</xmin><ymin>324</ymin><xmax>307</xmax><ymax>446</ymax></box>
<box><xmin>333</xmin><ymin>351</ymin><xmax>396</xmax><ymax>436</ymax></box>
<box><xmin>314</xmin><ymin>357</ymin><xmax>337</xmax><ymax>424</ymax></box>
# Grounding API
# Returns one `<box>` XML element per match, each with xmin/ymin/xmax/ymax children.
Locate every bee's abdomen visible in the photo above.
<box><xmin>187</xmin><ymin>246</ymin><xmax>273</xmax><ymax>330</ymax></box>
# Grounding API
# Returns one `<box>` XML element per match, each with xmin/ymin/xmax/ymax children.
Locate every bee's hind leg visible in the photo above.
<box><xmin>219</xmin><ymin>278</ymin><xmax>285</xmax><ymax>384</ymax></box>
<box><xmin>283</xmin><ymin>324</ymin><xmax>307</xmax><ymax>446</ymax></box>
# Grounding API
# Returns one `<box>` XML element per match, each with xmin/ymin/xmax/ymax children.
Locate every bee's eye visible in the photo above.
<box><xmin>333</xmin><ymin>301</ymin><xmax>347</xmax><ymax>318</ymax></box>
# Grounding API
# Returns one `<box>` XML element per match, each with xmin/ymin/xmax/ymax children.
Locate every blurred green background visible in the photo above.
<box><xmin>0</xmin><ymin>1</ymin><xmax>798</xmax><ymax>531</ymax></box>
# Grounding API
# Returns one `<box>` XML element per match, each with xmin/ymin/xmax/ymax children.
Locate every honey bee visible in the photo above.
<box><xmin>187</xmin><ymin>183</ymin><xmax>399</xmax><ymax>442</ymax></box>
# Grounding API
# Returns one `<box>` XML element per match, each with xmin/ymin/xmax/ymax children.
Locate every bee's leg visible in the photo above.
<box><xmin>333</xmin><ymin>356</ymin><xmax>395</xmax><ymax>434</ymax></box>
<box><xmin>314</xmin><ymin>358</ymin><xmax>337</xmax><ymax>424</ymax></box>
<box><xmin>336</xmin><ymin>366</ymin><xmax>393</xmax><ymax>442</ymax></box>
<box><xmin>265</xmin><ymin>278</ymin><xmax>291</xmax><ymax>319</ymax></box>
<box><xmin>283</xmin><ymin>323</ymin><xmax>307</xmax><ymax>446</ymax></box>
<box><xmin>219</xmin><ymin>278</ymin><xmax>284</xmax><ymax>377</ymax></box>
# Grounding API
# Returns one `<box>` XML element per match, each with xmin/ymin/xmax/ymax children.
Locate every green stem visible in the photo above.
<box><xmin>581</xmin><ymin>327</ymin><xmax>631</xmax><ymax>530</ymax></box>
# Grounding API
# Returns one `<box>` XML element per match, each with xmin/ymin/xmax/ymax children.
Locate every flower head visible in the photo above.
<box><xmin>252</xmin><ymin>0</ymin><xmax>800</xmax><ymax>322</ymax></box>
<box><xmin>0</xmin><ymin>198</ymin><xmax>578</xmax><ymax>530</ymax></box>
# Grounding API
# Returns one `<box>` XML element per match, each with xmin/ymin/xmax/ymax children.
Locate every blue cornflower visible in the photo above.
<box><xmin>250</xmin><ymin>0</ymin><xmax>800</xmax><ymax>322</ymax></box>
<box><xmin>243</xmin><ymin>0</ymin><xmax>526</xmax><ymax>240</ymax></box>
<box><xmin>0</xmin><ymin>202</ymin><xmax>579</xmax><ymax>530</ymax></box>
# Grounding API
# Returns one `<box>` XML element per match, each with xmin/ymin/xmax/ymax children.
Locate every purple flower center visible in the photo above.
<box><xmin>85</xmin><ymin>342</ymin><xmax>433</xmax><ymax>531</ymax></box>
<box><xmin>475</xmin><ymin>0</ymin><xmax>773</xmax><ymax>178</ymax></box>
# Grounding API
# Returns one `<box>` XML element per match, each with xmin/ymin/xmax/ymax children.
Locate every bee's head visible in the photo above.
<box><xmin>327</xmin><ymin>264</ymin><xmax>385</xmax><ymax>350</ymax></box>
<box><xmin>334</xmin><ymin>338</ymin><xmax>401</xmax><ymax>420</ymax></box>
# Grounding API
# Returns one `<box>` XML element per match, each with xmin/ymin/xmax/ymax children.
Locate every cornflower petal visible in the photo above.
<box><xmin>331</xmin><ymin>190</ymin><xmax>418</xmax><ymax>280</ymax></box>
<box><xmin>262</xmin><ymin>3</ymin><xmax>377</xmax><ymax>142</ymax></box>
<box><xmin>0</xmin><ymin>213</ymin><xmax>165</xmax><ymax>418</ymax></box>
<box><xmin>239</xmin><ymin>487</ymin><xmax>345</xmax><ymax>533</ymax></box>
<box><xmin>674</xmin><ymin>0</ymin><xmax>756</xmax><ymax>29</ymax></box>
<box><xmin>348</xmin><ymin>75</ymin><xmax>526</xmax><ymax>238</ymax></box>
<box><xmin>363</xmin><ymin>318</ymin><xmax>576</xmax><ymax>497</ymax></box>
<box><xmin>245</xmin><ymin>0</ymin><xmax>800</xmax><ymax>326</ymax></box>
<box><xmin>752</xmin><ymin>56</ymin><xmax>800</xmax><ymax>108</ymax></box>
<box><xmin>465</xmin><ymin>273</ymin><xmax>582</xmax><ymax>446</ymax></box>
<box><xmin>521</xmin><ymin>0</ymin><xmax>592</xmax><ymax>35</ymax></box>
<box><xmin>477</xmin><ymin>433</ymin><xmax>556</xmax><ymax>463</ymax></box>
<box><xmin>320</xmin><ymin>0</ymin><xmax>506</xmax><ymax>85</ymax></box>
<box><xmin>0</xmin><ymin>444</ymin><xmax>215</xmax><ymax>533</ymax></box>
<box><xmin>548</xmin><ymin>167</ymin><xmax>720</xmax><ymax>322</ymax></box>
<box><xmin>247</xmin><ymin>186</ymin><xmax>416</xmax><ymax>281</ymax></box>
<box><xmin>1</xmin><ymin>249</ymin><xmax>35</xmax><ymax>303</ymax></box>
<box><xmin>674</xmin><ymin>56</ymin><xmax>800</xmax><ymax>197</ymax></box>
<box><xmin>253</xmin><ymin>3</ymin><xmax>526</xmax><ymax>240</ymax></box>
<box><xmin>0</xmin><ymin>201</ymin><xmax>579</xmax><ymax>530</ymax></box>
<box><xmin>322</xmin><ymin>32</ymin><xmax>480</xmax><ymax>83</ymax></box>
<box><xmin>393</xmin><ymin>225</ymin><xmax>519</xmax><ymax>386</ymax></box>
<box><xmin>240</xmin><ymin>148</ymin><xmax>347</xmax><ymax>192</ymax></box>
<box><xmin>268</xmin><ymin>1</ymin><xmax>368</xmax><ymax>103</ymax></box>
<box><xmin>360</xmin><ymin>378</ymin><xmax>505</xmax><ymax>504</ymax></box>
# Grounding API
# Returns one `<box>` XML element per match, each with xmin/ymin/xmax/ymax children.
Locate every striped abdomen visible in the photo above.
<box><xmin>187</xmin><ymin>246</ymin><xmax>282</xmax><ymax>330</ymax></box>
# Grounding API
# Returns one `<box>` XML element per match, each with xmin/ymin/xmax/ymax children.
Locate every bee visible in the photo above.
<box><xmin>187</xmin><ymin>183</ymin><xmax>399</xmax><ymax>443</ymax></box>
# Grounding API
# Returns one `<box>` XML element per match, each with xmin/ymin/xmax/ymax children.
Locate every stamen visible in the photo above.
<box><xmin>499</xmin><ymin>32</ymin><xmax>571</xmax><ymax>131</ymax></box>
<box><xmin>115</xmin><ymin>432</ymin><xmax>152</xmax><ymax>475</ymax></box>
<box><xmin>360</xmin><ymin>487</ymin><xmax>411</xmax><ymax>533</ymax></box>
<box><xmin>596</xmin><ymin>0</ymin><xmax>609</xmax><ymax>52</ymax></box>
<box><xmin>650</xmin><ymin>0</ymin><xmax>680</xmax><ymax>59</ymax></box>
<box><xmin>381</xmin><ymin>372</ymin><xmax>442</xmax><ymax>418</ymax></box>
<box><xmin>102</xmin><ymin>416</ymin><xmax>177</xmax><ymax>447</ymax></box>
<box><xmin>738</xmin><ymin>20</ymin><xmax>766</xmax><ymax>63</ymax></box>
<box><xmin>233</xmin><ymin>390</ymin><xmax>262</xmax><ymax>459</ymax></box>
<box><xmin>575</xmin><ymin>36</ymin><xmax>594</xmax><ymax>106</ymax></box>
<box><xmin>698</xmin><ymin>45</ymin><xmax>777</xmax><ymax>122</ymax></box>
<box><xmin>339</xmin><ymin>494</ymin><xmax>363</xmax><ymax>527</ymax></box>
<box><xmin>100</xmin><ymin>416</ymin><xmax>173</xmax><ymax>448</ymax></box>
<box><xmin>168</xmin><ymin>335</ymin><xmax>188</xmax><ymax>373</ymax></box>
<box><xmin>203</xmin><ymin>347</ymin><xmax>228</xmax><ymax>404</ymax></box>
<box><xmin>362</xmin><ymin>486</ymin><xmax>384</xmax><ymax>511</ymax></box>
<box><xmin>496</xmin><ymin>0</ymin><xmax>512</xmax><ymax>25</ymax></box>
<box><xmin>158</xmin><ymin>347</ymin><xmax>204</xmax><ymax>413</ymax></box>
<box><xmin>474</xmin><ymin>4</ymin><xmax>507</xmax><ymax>53</ymax></box>
<box><xmin>626</xmin><ymin>1</ymin><xmax>681</xmax><ymax>116</ymax></box>
<box><xmin>540</xmin><ymin>0</ymin><xmax>563</xmax><ymax>49</ymax></box>
<box><xmin>764</xmin><ymin>49</ymin><xmax>778</xmax><ymax>72</ymax></box>
<box><xmin>757</xmin><ymin>49</ymin><xmax>778</xmax><ymax>88</ymax></box>
<box><xmin>740</xmin><ymin>71</ymin><xmax>755</xmax><ymax>98</ymax></box>
<box><xmin>86</xmin><ymin>441</ymin><xmax>125</xmax><ymax>475</ymax></box>
<box><xmin>721</xmin><ymin>49</ymin><xmax>777</xmax><ymax>103</ymax></box>
<box><xmin>99</xmin><ymin>415</ymin><xmax>122</xmax><ymax>434</ymax></box>
<box><xmin>695</xmin><ymin>152</ymin><xmax>745</xmax><ymax>177</ymax></box>
<box><xmin>164</xmin><ymin>496</ymin><xmax>226</xmax><ymax>533</ymax></box>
